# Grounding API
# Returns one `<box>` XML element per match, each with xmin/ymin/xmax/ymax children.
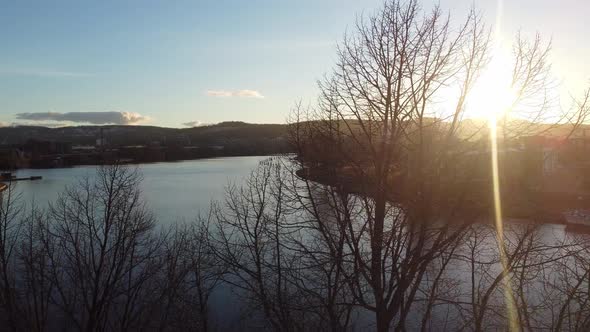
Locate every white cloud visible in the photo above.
<box><xmin>183</xmin><ymin>120</ymin><xmax>208</xmax><ymax>127</ymax></box>
<box><xmin>0</xmin><ymin>122</ymin><xmax>8</xmax><ymax>127</ymax></box>
<box><xmin>15</xmin><ymin>111</ymin><xmax>151</xmax><ymax>125</ymax></box>
<box><xmin>206</xmin><ymin>89</ymin><xmax>264</xmax><ymax>98</ymax></box>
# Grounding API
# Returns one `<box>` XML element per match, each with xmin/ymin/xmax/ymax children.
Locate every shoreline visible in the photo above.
<box><xmin>295</xmin><ymin>167</ymin><xmax>586</xmax><ymax>227</ymax></box>
<box><xmin>9</xmin><ymin>154</ymin><xmax>279</xmax><ymax>172</ymax></box>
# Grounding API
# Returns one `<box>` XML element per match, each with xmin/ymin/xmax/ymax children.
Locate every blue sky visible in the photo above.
<box><xmin>0</xmin><ymin>0</ymin><xmax>588</xmax><ymax>127</ymax></box>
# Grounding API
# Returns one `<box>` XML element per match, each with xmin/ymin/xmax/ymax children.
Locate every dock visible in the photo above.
<box><xmin>0</xmin><ymin>172</ymin><xmax>43</xmax><ymax>182</ymax></box>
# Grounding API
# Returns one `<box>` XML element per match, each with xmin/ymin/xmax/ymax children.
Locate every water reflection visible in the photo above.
<box><xmin>12</xmin><ymin>156</ymin><xmax>268</xmax><ymax>223</ymax></box>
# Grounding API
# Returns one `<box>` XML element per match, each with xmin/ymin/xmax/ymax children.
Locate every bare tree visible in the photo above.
<box><xmin>538</xmin><ymin>234</ymin><xmax>590</xmax><ymax>331</ymax></box>
<box><xmin>209</xmin><ymin>158</ymin><xmax>359</xmax><ymax>331</ymax></box>
<box><xmin>287</xmin><ymin>0</ymin><xmax>590</xmax><ymax>331</ymax></box>
<box><xmin>187</xmin><ymin>218</ymin><xmax>227</xmax><ymax>331</ymax></box>
<box><xmin>208</xmin><ymin>159</ymin><xmax>308</xmax><ymax>331</ymax></box>
<box><xmin>151</xmin><ymin>220</ymin><xmax>225</xmax><ymax>332</ymax></box>
<box><xmin>43</xmin><ymin>164</ymin><xmax>162</xmax><ymax>331</ymax></box>
<box><xmin>289</xmin><ymin>1</ymin><xmax>493</xmax><ymax>330</ymax></box>
<box><xmin>18</xmin><ymin>205</ymin><xmax>54</xmax><ymax>332</ymax></box>
<box><xmin>0</xmin><ymin>182</ymin><xmax>24</xmax><ymax>331</ymax></box>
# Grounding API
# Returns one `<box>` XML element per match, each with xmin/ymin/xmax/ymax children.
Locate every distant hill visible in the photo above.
<box><xmin>0</xmin><ymin>122</ymin><xmax>294</xmax><ymax>168</ymax></box>
<box><xmin>0</xmin><ymin>121</ymin><xmax>290</xmax><ymax>149</ymax></box>
<box><xmin>1</xmin><ymin>118</ymin><xmax>585</xmax><ymax>151</ymax></box>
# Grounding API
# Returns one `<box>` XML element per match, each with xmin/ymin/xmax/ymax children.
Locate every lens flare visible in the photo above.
<box><xmin>489</xmin><ymin>116</ymin><xmax>519</xmax><ymax>332</ymax></box>
<box><xmin>488</xmin><ymin>1</ymin><xmax>519</xmax><ymax>331</ymax></box>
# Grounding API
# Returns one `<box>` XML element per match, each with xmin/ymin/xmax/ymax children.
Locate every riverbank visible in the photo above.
<box><xmin>8</xmin><ymin>153</ymin><xmax>279</xmax><ymax>171</ymax></box>
<box><xmin>296</xmin><ymin>166</ymin><xmax>585</xmax><ymax>225</ymax></box>
<box><xmin>0</xmin><ymin>122</ymin><xmax>292</xmax><ymax>169</ymax></box>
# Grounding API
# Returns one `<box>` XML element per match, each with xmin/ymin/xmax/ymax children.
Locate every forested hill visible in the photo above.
<box><xmin>0</xmin><ymin>121</ymin><xmax>290</xmax><ymax>152</ymax></box>
<box><xmin>2</xmin><ymin>118</ymin><xmax>583</xmax><ymax>154</ymax></box>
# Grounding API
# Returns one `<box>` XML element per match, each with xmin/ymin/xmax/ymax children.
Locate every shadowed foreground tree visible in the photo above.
<box><xmin>208</xmin><ymin>159</ymin><xmax>357</xmax><ymax>331</ymax></box>
<box><xmin>209</xmin><ymin>160</ymin><xmax>309</xmax><ymax>330</ymax></box>
<box><xmin>0</xmin><ymin>182</ymin><xmax>24</xmax><ymax>331</ymax></box>
<box><xmin>290</xmin><ymin>1</ymin><xmax>493</xmax><ymax>330</ymax></box>
<box><xmin>287</xmin><ymin>0</ymin><xmax>590</xmax><ymax>331</ymax></box>
<box><xmin>0</xmin><ymin>165</ymin><xmax>225</xmax><ymax>332</ymax></box>
<box><xmin>154</xmin><ymin>221</ymin><xmax>226</xmax><ymax>331</ymax></box>
<box><xmin>42</xmin><ymin>165</ymin><xmax>163</xmax><ymax>331</ymax></box>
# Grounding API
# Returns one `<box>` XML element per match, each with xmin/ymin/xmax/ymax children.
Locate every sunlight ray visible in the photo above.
<box><xmin>489</xmin><ymin>1</ymin><xmax>520</xmax><ymax>331</ymax></box>
<box><xmin>490</xmin><ymin>116</ymin><xmax>519</xmax><ymax>332</ymax></box>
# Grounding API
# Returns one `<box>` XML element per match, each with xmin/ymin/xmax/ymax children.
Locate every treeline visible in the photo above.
<box><xmin>0</xmin><ymin>122</ymin><xmax>292</xmax><ymax>168</ymax></box>
<box><xmin>0</xmin><ymin>122</ymin><xmax>289</xmax><ymax>147</ymax></box>
<box><xmin>0</xmin><ymin>165</ymin><xmax>220</xmax><ymax>331</ymax></box>
<box><xmin>2</xmin><ymin>161</ymin><xmax>590</xmax><ymax>331</ymax></box>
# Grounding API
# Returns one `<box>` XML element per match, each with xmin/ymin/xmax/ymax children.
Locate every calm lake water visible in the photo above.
<box><xmin>12</xmin><ymin>156</ymin><xmax>269</xmax><ymax>223</ymax></box>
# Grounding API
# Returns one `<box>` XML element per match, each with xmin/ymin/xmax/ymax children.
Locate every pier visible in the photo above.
<box><xmin>0</xmin><ymin>172</ymin><xmax>43</xmax><ymax>182</ymax></box>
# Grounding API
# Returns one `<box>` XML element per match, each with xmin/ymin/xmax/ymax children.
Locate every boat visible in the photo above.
<box><xmin>563</xmin><ymin>209</ymin><xmax>590</xmax><ymax>233</ymax></box>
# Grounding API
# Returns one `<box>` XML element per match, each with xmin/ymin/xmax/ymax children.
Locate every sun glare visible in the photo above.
<box><xmin>466</xmin><ymin>49</ymin><xmax>516</xmax><ymax>122</ymax></box>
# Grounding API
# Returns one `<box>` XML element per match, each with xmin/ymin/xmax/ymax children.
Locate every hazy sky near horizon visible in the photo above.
<box><xmin>0</xmin><ymin>0</ymin><xmax>588</xmax><ymax>128</ymax></box>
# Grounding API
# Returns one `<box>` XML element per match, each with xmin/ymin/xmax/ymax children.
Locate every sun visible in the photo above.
<box><xmin>465</xmin><ymin>48</ymin><xmax>517</xmax><ymax>122</ymax></box>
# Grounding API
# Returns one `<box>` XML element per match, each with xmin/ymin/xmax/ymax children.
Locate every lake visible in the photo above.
<box><xmin>11</xmin><ymin>156</ymin><xmax>269</xmax><ymax>223</ymax></box>
<box><xmin>11</xmin><ymin>156</ymin><xmax>275</xmax><ymax>329</ymax></box>
<box><xmin>8</xmin><ymin>156</ymin><xmax>272</xmax><ymax>329</ymax></box>
<box><xmin>6</xmin><ymin>156</ymin><xmax>581</xmax><ymax>330</ymax></box>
